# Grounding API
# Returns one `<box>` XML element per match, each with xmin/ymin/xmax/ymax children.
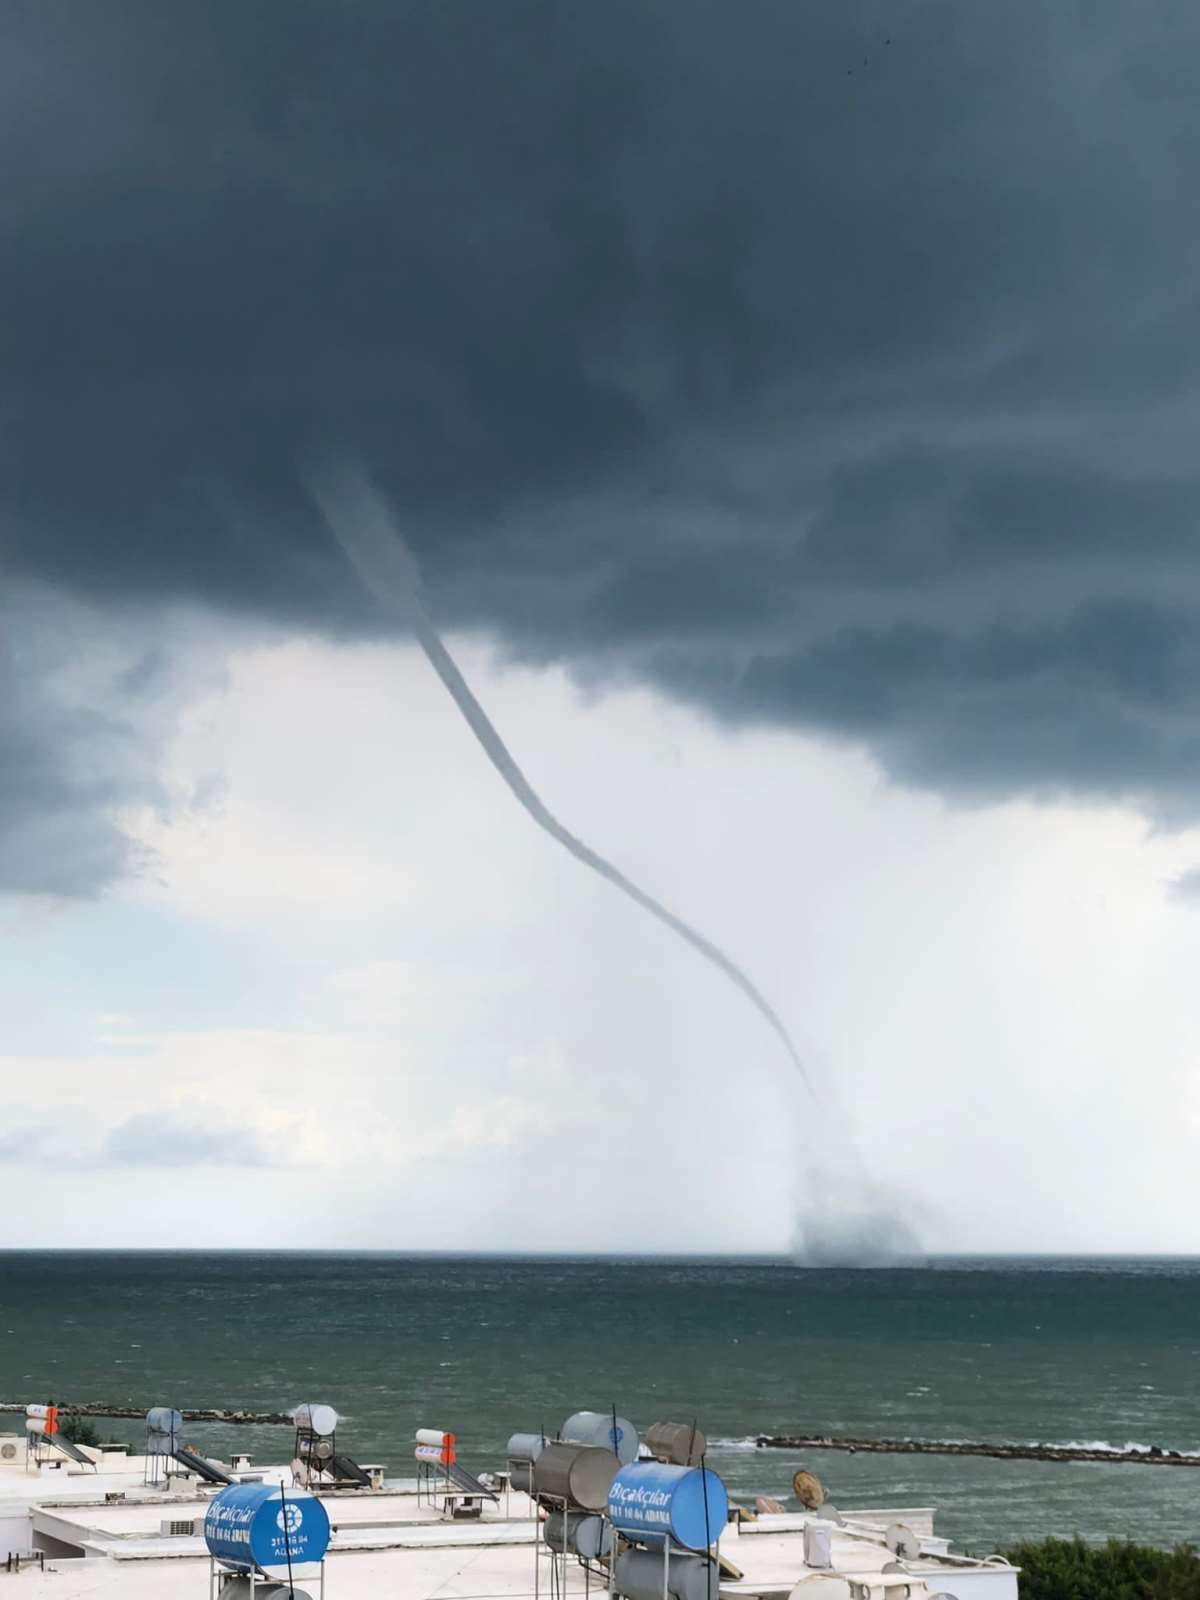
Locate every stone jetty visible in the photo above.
<box><xmin>755</xmin><ymin>1433</ymin><xmax>1200</xmax><ymax>1466</ymax></box>
<box><xmin>0</xmin><ymin>1401</ymin><xmax>292</xmax><ymax>1425</ymax></box>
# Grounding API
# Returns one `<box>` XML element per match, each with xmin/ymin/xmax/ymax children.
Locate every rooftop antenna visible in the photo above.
<box><xmin>279</xmin><ymin>1482</ymin><xmax>296</xmax><ymax>1600</ymax></box>
<box><xmin>700</xmin><ymin>1439</ymin><xmax>713</xmax><ymax>1593</ymax></box>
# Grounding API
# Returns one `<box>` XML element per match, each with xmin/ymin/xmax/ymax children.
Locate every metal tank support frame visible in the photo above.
<box><xmin>534</xmin><ymin>1491</ymin><xmax>574</xmax><ymax>1600</ymax></box>
<box><xmin>26</xmin><ymin>1431</ymin><xmax>97</xmax><ymax>1475</ymax></box>
<box><xmin>414</xmin><ymin>1429</ymin><xmax>461</xmax><ymax>1513</ymax></box>
<box><xmin>292</xmin><ymin>1420</ymin><xmax>337</xmax><ymax>1487</ymax></box>
<box><xmin>608</xmin><ymin>1538</ymin><xmax>721</xmax><ymax>1600</ymax></box>
<box><xmin>209</xmin><ymin>1557</ymin><xmax>326</xmax><ymax>1600</ymax></box>
<box><xmin>415</xmin><ymin>1455</ymin><xmax>453</xmax><ymax>1510</ymax></box>
<box><xmin>144</xmin><ymin>1410</ymin><xmax>181</xmax><ymax>1487</ymax></box>
<box><xmin>505</xmin><ymin>1431</ymin><xmax>549</xmax><ymax>1522</ymax></box>
<box><xmin>502</xmin><ymin>1460</ymin><xmax>541</xmax><ymax>1523</ymax></box>
<box><xmin>415</xmin><ymin>1455</ymin><xmax>437</xmax><ymax>1506</ymax></box>
<box><xmin>535</xmin><ymin>1498</ymin><xmax>616</xmax><ymax>1600</ymax></box>
<box><xmin>24</xmin><ymin>1432</ymin><xmax>53</xmax><ymax>1475</ymax></box>
<box><xmin>490</xmin><ymin>1466</ymin><xmax>514</xmax><ymax>1519</ymax></box>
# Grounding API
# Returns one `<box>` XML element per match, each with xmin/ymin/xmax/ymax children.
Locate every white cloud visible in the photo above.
<box><xmin>5</xmin><ymin>629</ymin><xmax>1200</xmax><ymax>1249</ymax></box>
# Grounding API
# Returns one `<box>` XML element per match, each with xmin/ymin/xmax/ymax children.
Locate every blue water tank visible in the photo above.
<box><xmin>608</xmin><ymin>1463</ymin><xmax>728</xmax><ymax>1551</ymax></box>
<box><xmin>204</xmin><ymin>1483</ymin><xmax>330</xmax><ymax>1573</ymax></box>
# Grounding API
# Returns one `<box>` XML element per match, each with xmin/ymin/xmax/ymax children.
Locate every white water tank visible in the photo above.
<box><xmin>211</xmin><ymin>1585</ymin><xmax>314</xmax><ymax>1600</ymax></box>
<box><xmin>292</xmin><ymin>1404</ymin><xmax>338</xmax><ymax>1437</ymax></box>
<box><xmin>544</xmin><ymin>1509</ymin><xmax>614</xmax><ymax>1559</ymax></box>
<box><xmin>532</xmin><ymin>1442</ymin><xmax>619</xmax><ymax>1512</ymax></box>
<box><xmin>644</xmin><ymin>1422</ymin><xmax>707</xmax><ymax>1467</ymax></box>
<box><xmin>804</xmin><ymin>1522</ymin><xmax>833</xmax><ymax>1569</ymax></box>
<box><xmin>562</xmin><ymin>1410</ymin><xmax>639</xmax><ymax>1465</ymax></box>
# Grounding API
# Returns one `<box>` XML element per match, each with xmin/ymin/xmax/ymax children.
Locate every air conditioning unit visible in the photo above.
<box><xmin>160</xmin><ymin>1518</ymin><xmax>202</xmax><ymax>1537</ymax></box>
<box><xmin>0</xmin><ymin>1439</ymin><xmax>21</xmax><ymax>1462</ymax></box>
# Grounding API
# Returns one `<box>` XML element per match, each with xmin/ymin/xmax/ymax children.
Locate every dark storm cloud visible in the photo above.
<box><xmin>0</xmin><ymin>698</ymin><xmax>145</xmax><ymax>898</ymax></box>
<box><xmin>0</xmin><ymin>599</ymin><xmax>161</xmax><ymax>896</ymax></box>
<box><xmin>0</xmin><ymin>587</ymin><xmax>223</xmax><ymax>897</ymax></box>
<box><xmin>4</xmin><ymin>0</ymin><xmax>1200</xmax><ymax>889</ymax></box>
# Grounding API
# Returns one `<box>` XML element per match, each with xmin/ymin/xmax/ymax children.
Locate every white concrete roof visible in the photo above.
<box><xmin>0</xmin><ymin>1452</ymin><xmax>1018</xmax><ymax>1600</ymax></box>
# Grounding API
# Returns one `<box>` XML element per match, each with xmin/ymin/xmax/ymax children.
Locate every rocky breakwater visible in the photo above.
<box><xmin>755</xmin><ymin>1433</ymin><xmax>1200</xmax><ymax>1467</ymax></box>
<box><xmin>1</xmin><ymin>1401</ymin><xmax>293</xmax><ymax>1425</ymax></box>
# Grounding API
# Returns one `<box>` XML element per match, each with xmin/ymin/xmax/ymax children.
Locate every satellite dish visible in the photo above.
<box><xmin>793</xmin><ymin>1469</ymin><xmax>825</xmax><ymax>1509</ymax></box>
<box><xmin>787</xmin><ymin>1579</ymin><xmax>852</xmax><ymax>1600</ymax></box>
<box><xmin>819</xmin><ymin>1503</ymin><xmax>844</xmax><ymax>1526</ymax></box>
<box><xmin>886</xmin><ymin>1522</ymin><xmax>922</xmax><ymax>1560</ymax></box>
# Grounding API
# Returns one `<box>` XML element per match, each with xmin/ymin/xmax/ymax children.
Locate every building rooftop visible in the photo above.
<box><xmin>0</xmin><ymin>1439</ymin><xmax>1017</xmax><ymax>1600</ymax></box>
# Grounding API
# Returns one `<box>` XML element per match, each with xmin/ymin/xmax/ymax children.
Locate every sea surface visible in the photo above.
<box><xmin>2</xmin><ymin>1252</ymin><xmax>1199</xmax><ymax>1552</ymax></box>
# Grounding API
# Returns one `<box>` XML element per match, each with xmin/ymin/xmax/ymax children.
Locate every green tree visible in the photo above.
<box><xmin>1007</xmin><ymin>1536</ymin><xmax>1200</xmax><ymax>1600</ymax></box>
<box><xmin>57</xmin><ymin>1413</ymin><xmax>102</xmax><ymax>1448</ymax></box>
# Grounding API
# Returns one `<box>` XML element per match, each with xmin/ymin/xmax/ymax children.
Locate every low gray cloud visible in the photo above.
<box><xmin>0</xmin><ymin>595</ymin><xmax>163</xmax><ymax>897</ymax></box>
<box><xmin>0</xmin><ymin>1127</ymin><xmax>48</xmax><ymax>1164</ymax></box>
<box><xmin>1167</xmin><ymin>868</ymin><xmax>1200</xmax><ymax>904</ymax></box>
<box><xmin>0</xmin><ymin>588</ymin><xmax>233</xmax><ymax>896</ymax></box>
<box><xmin>100</xmin><ymin>1113</ymin><xmax>273</xmax><ymax>1168</ymax></box>
<box><xmin>3</xmin><ymin>0</ymin><xmax>1200</xmax><ymax>878</ymax></box>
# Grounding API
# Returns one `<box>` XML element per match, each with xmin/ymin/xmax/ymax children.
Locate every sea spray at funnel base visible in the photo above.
<box><xmin>307</xmin><ymin>459</ymin><xmax>811</xmax><ymax>1094</ymax></box>
<box><xmin>785</xmin><ymin>1084</ymin><xmax>926</xmax><ymax>1266</ymax></box>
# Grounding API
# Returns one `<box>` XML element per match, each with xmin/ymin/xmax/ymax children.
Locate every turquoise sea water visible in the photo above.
<box><xmin>2</xmin><ymin>1253</ymin><xmax>1198</xmax><ymax>1552</ymax></box>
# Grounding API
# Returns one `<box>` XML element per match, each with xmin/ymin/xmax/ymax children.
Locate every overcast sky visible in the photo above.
<box><xmin>4</xmin><ymin>1</ymin><xmax>1200</xmax><ymax>1252</ymax></box>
